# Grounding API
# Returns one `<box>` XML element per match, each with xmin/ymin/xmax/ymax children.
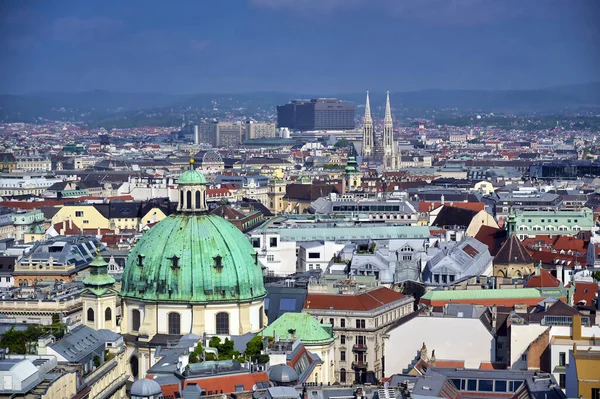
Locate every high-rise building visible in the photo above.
<box><xmin>277</xmin><ymin>98</ymin><xmax>355</xmax><ymax>131</ymax></box>
<box><xmin>245</xmin><ymin>121</ymin><xmax>276</xmax><ymax>140</ymax></box>
<box><xmin>194</xmin><ymin>122</ymin><xmax>218</xmax><ymax>146</ymax></box>
<box><xmin>216</xmin><ymin>122</ymin><xmax>243</xmax><ymax>147</ymax></box>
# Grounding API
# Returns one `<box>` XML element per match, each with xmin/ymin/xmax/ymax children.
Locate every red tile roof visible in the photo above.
<box><xmin>305</xmin><ymin>287</ymin><xmax>406</xmax><ymax>311</ymax></box>
<box><xmin>418</xmin><ymin>201</ymin><xmax>485</xmax><ymax>213</ymax></box>
<box><xmin>434</xmin><ymin>360</ymin><xmax>465</xmax><ymax>368</ymax></box>
<box><xmin>524</xmin><ymin>268</ymin><xmax>561</xmax><ymax>288</ymax></box>
<box><xmin>184</xmin><ymin>372</ymin><xmax>269</xmax><ymax>395</ymax></box>
<box><xmin>479</xmin><ymin>362</ymin><xmax>507</xmax><ymax>370</ymax></box>
<box><xmin>572</xmin><ymin>281</ymin><xmax>599</xmax><ymax>306</ymax></box>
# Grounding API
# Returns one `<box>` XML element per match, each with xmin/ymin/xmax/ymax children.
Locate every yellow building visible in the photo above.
<box><xmin>23</xmin><ymin>224</ymin><xmax>45</xmax><ymax>244</ymax></box>
<box><xmin>566</xmin><ymin>345</ymin><xmax>600</xmax><ymax>399</ymax></box>
<box><xmin>52</xmin><ymin>204</ymin><xmax>111</xmax><ymax>230</ymax></box>
<box><xmin>267</xmin><ymin>179</ymin><xmax>286</xmax><ymax>215</ymax></box>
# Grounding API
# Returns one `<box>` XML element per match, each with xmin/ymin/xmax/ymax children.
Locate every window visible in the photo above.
<box><xmin>340</xmin><ymin>351</ymin><xmax>346</xmax><ymax>361</ymax></box>
<box><xmin>186</xmin><ymin>190</ymin><xmax>192</xmax><ymax>209</ymax></box>
<box><xmin>340</xmin><ymin>335</ymin><xmax>346</xmax><ymax>345</ymax></box>
<box><xmin>76</xmin><ymin>211</ymin><xmax>84</xmax><ymax>217</ymax></box>
<box><xmin>355</xmin><ymin>319</ymin><xmax>365</xmax><ymax>329</ymax></box>
<box><xmin>87</xmin><ymin>308</ymin><xmax>94</xmax><ymax>322</ymax></box>
<box><xmin>196</xmin><ymin>191</ymin><xmax>201</xmax><ymax>208</ymax></box>
<box><xmin>559</xmin><ymin>374</ymin><xmax>565</xmax><ymax>389</ymax></box>
<box><xmin>132</xmin><ymin>309</ymin><xmax>141</xmax><ymax>331</ymax></box>
<box><xmin>267</xmin><ymin>255</ymin><xmax>274</xmax><ymax>262</ymax></box>
<box><xmin>521</xmin><ymin>353</ymin><xmax>527</xmax><ymax>361</ymax></box>
<box><xmin>479</xmin><ymin>380</ymin><xmax>493</xmax><ymax>392</ymax></box>
<box><xmin>494</xmin><ymin>380</ymin><xmax>507</xmax><ymax>392</ymax></box>
<box><xmin>509</xmin><ymin>381</ymin><xmax>523</xmax><ymax>392</ymax></box>
<box><xmin>467</xmin><ymin>379</ymin><xmax>477</xmax><ymax>391</ymax></box>
<box><xmin>252</xmin><ymin>238</ymin><xmax>260</xmax><ymax>248</ymax></box>
<box><xmin>340</xmin><ymin>368</ymin><xmax>346</xmax><ymax>383</ymax></box>
<box><xmin>269</xmin><ymin>237</ymin><xmax>278</xmax><ymax>247</ymax></box>
<box><xmin>259</xmin><ymin>306</ymin><xmax>264</xmax><ymax>329</ymax></box>
<box><xmin>83</xmin><ymin>220</ymin><xmax>89</xmax><ymax>224</ymax></box>
<box><xmin>308</xmin><ymin>252</ymin><xmax>320</xmax><ymax>259</ymax></box>
<box><xmin>279</xmin><ymin>298</ymin><xmax>296</xmax><ymax>311</ymax></box>
<box><xmin>216</xmin><ymin>312</ymin><xmax>229</xmax><ymax>334</ymax></box>
<box><xmin>105</xmin><ymin>307</ymin><xmax>112</xmax><ymax>321</ymax></box>
<box><xmin>168</xmin><ymin>312</ymin><xmax>181</xmax><ymax>335</ymax></box>
<box><xmin>591</xmin><ymin>388</ymin><xmax>600</xmax><ymax>399</ymax></box>
<box><xmin>235</xmin><ymin>385</ymin><xmax>244</xmax><ymax>392</ymax></box>
<box><xmin>559</xmin><ymin>352</ymin><xmax>566</xmax><ymax>366</ymax></box>
<box><xmin>340</xmin><ymin>319</ymin><xmax>346</xmax><ymax>328</ymax></box>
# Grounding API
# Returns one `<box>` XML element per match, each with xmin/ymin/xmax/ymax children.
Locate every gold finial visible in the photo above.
<box><xmin>96</xmin><ymin>247</ymin><xmax>101</xmax><ymax>256</ymax></box>
<box><xmin>189</xmin><ymin>148</ymin><xmax>195</xmax><ymax>167</ymax></box>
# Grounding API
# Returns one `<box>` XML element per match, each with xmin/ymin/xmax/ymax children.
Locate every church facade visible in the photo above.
<box><xmin>361</xmin><ymin>90</ymin><xmax>402</xmax><ymax>170</ymax></box>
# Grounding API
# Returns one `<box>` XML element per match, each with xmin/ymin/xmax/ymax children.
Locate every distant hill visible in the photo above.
<box><xmin>1</xmin><ymin>83</ymin><xmax>599</xmax><ymax>123</ymax></box>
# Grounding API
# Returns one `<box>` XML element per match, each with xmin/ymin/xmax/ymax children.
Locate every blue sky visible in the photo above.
<box><xmin>1</xmin><ymin>0</ymin><xmax>599</xmax><ymax>94</ymax></box>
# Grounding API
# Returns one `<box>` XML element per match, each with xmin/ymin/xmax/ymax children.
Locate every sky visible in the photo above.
<box><xmin>1</xmin><ymin>0</ymin><xmax>599</xmax><ymax>94</ymax></box>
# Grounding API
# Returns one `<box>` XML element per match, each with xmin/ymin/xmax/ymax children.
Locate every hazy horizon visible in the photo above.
<box><xmin>1</xmin><ymin>0</ymin><xmax>599</xmax><ymax>95</ymax></box>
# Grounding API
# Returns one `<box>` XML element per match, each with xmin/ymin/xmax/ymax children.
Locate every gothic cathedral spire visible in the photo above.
<box><xmin>362</xmin><ymin>90</ymin><xmax>374</xmax><ymax>158</ymax></box>
<box><xmin>383</xmin><ymin>90</ymin><xmax>395</xmax><ymax>169</ymax></box>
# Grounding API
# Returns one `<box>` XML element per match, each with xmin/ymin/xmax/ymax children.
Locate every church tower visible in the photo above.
<box><xmin>383</xmin><ymin>90</ymin><xmax>395</xmax><ymax>169</ymax></box>
<box><xmin>361</xmin><ymin>90</ymin><xmax>374</xmax><ymax>158</ymax></box>
<box><xmin>82</xmin><ymin>249</ymin><xmax>118</xmax><ymax>331</ymax></box>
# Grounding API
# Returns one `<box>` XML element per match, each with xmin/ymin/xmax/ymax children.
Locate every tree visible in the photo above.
<box><xmin>93</xmin><ymin>355</ymin><xmax>101</xmax><ymax>368</ymax></box>
<box><xmin>334</xmin><ymin>138</ymin><xmax>349</xmax><ymax>148</ymax></box>
<box><xmin>51</xmin><ymin>314</ymin><xmax>60</xmax><ymax>324</ymax></box>
<box><xmin>245</xmin><ymin>335</ymin><xmax>270</xmax><ymax>364</ymax></box>
<box><xmin>189</xmin><ymin>343</ymin><xmax>204</xmax><ymax>363</ymax></box>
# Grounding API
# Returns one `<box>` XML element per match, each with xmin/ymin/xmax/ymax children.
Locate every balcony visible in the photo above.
<box><xmin>352</xmin><ymin>343</ymin><xmax>367</xmax><ymax>352</ymax></box>
<box><xmin>352</xmin><ymin>360</ymin><xmax>368</xmax><ymax>369</ymax></box>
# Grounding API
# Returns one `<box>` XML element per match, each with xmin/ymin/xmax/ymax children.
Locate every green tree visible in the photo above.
<box><xmin>189</xmin><ymin>343</ymin><xmax>204</xmax><ymax>363</ymax></box>
<box><xmin>51</xmin><ymin>314</ymin><xmax>60</xmax><ymax>324</ymax></box>
<box><xmin>245</xmin><ymin>335</ymin><xmax>270</xmax><ymax>364</ymax></box>
<box><xmin>93</xmin><ymin>355</ymin><xmax>101</xmax><ymax>368</ymax></box>
<box><xmin>594</xmin><ymin>271</ymin><xmax>600</xmax><ymax>281</ymax></box>
<box><xmin>334</xmin><ymin>138</ymin><xmax>349</xmax><ymax>148</ymax></box>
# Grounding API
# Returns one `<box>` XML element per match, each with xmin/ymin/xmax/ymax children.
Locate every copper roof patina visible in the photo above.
<box><xmin>120</xmin><ymin>213</ymin><xmax>266</xmax><ymax>303</ymax></box>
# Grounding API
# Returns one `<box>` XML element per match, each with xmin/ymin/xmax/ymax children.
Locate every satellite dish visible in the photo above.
<box><xmin>252</xmin><ymin>384</ymin><xmax>258</xmax><ymax>392</ymax></box>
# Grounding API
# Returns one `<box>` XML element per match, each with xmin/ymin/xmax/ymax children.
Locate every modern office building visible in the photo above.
<box><xmin>194</xmin><ymin>121</ymin><xmax>218</xmax><ymax>146</ymax></box>
<box><xmin>277</xmin><ymin>98</ymin><xmax>355</xmax><ymax>131</ymax></box>
<box><xmin>246</xmin><ymin>121</ymin><xmax>277</xmax><ymax>140</ymax></box>
<box><xmin>216</xmin><ymin>122</ymin><xmax>244</xmax><ymax>147</ymax></box>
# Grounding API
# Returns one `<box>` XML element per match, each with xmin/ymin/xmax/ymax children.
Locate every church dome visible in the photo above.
<box><xmin>178</xmin><ymin>169</ymin><xmax>207</xmax><ymax>185</ymax></box>
<box><xmin>130</xmin><ymin>378</ymin><xmax>162</xmax><ymax>397</ymax></box>
<box><xmin>120</xmin><ymin>212</ymin><xmax>266</xmax><ymax>303</ymax></box>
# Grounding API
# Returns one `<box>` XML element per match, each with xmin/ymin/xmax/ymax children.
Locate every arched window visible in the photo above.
<box><xmin>132</xmin><ymin>309</ymin><xmax>141</xmax><ymax>331</ymax></box>
<box><xmin>186</xmin><ymin>190</ymin><xmax>192</xmax><ymax>210</ymax></box>
<box><xmin>168</xmin><ymin>312</ymin><xmax>181</xmax><ymax>335</ymax></box>
<box><xmin>259</xmin><ymin>306</ymin><xmax>264</xmax><ymax>329</ymax></box>
<box><xmin>105</xmin><ymin>307</ymin><xmax>112</xmax><ymax>321</ymax></box>
<box><xmin>87</xmin><ymin>308</ymin><xmax>95</xmax><ymax>322</ymax></box>
<box><xmin>196</xmin><ymin>191</ymin><xmax>201</xmax><ymax>209</ymax></box>
<box><xmin>130</xmin><ymin>356</ymin><xmax>139</xmax><ymax>379</ymax></box>
<box><xmin>216</xmin><ymin>312</ymin><xmax>229</xmax><ymax>335</ymax></box>
<box><xmin>180</xmin><ymin>190</ymin><xmax>184</xmax><ymax>208</ymax></box>
<box><xmin>340</xmin><ymin>368</ymin><xmax>346</xmax><ymax>383</ymax></box>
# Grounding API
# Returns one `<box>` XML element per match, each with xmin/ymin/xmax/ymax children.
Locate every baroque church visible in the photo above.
<box><xmin>82</xmin><ymin>156</ymin><xmax>267</xmax><ymax>379</ymax></box>
<box><xmin>361</xmin><ymin>90</ymin><xmax>401</xmax><ymax>169</ymax></box>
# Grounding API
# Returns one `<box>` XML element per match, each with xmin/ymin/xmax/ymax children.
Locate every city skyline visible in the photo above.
<box><xmin>1</xmin><ymin>0</ymin><xmax>599</xmax><ymax>94</ymax></box>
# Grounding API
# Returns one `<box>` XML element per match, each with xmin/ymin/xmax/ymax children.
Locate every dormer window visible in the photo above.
<box><xmin>214</xmin><ymin>255</ymin><xmax>223</xmax><ymax>269</ymax></box>
<box><xmin>137</xmin><ymin>254</ymin><xmax>144</xmax><ymax>267</ymax></box>
<box><xmin>169</xmin><ymin>255</ymin><xmax>180</xmax><ymax>269</ymax></box>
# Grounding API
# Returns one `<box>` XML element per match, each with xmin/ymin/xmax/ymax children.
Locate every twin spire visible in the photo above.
<box><xmin>362</xmin><ymin>90</ymin><xmax>394</xmax><ymax>165</ymax></box>
<box><xmin>363</xmin><ymin>90</ymin><xmax>391</xmax><ymax>124</ymax></box>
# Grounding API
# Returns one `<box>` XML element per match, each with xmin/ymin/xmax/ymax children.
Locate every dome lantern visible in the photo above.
<box><xmin>177</xmin><ymin>154</ymin><xmax>208</xmax><ymax>213</ymax></box>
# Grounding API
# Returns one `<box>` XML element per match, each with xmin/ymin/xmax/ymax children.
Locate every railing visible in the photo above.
<box><xmin>352</xmin><ymin>360</ymin><xmax>368</xmax><ymax>369</ymax></box>
<box><xmin>352</xmin><ymin>344</ymin><xmax>367</xmax><ymax>352</ymax></box>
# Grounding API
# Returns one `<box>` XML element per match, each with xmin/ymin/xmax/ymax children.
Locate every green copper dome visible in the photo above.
<box><xmin>178</xmin><ymin>169</ymin><xmax>207</xmax><ymax>185</ymax></box>
<box><xmin>120</xmin><ymin>213</ymin><xmax>266</xmax><ymax>303</ymax></box>
<box><xmin>83</xmin><ymin>251</ymin><xmax>116</xmax><ymax>296</ymax></box>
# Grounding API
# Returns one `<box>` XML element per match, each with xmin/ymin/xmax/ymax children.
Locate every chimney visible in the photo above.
<box><xmin>62</xmin><ymin>220</ymin><xmax>66</xmax><ymax>233</ymax></box>
<box><xmin>69</xmin><ymin>218</ymin><xmax>73</xmax><ymax>229</ymax></box>
<box><xmin>572</xmin><ymin>315</ymin><xmax>582</xmax><ymax>340</ymax></box>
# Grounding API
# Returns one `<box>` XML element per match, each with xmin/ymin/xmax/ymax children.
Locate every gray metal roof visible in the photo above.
<box><xmin>49</xmin><ymin>325</ymin><xmax>106</xmax><ymax>362</ymax></box>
